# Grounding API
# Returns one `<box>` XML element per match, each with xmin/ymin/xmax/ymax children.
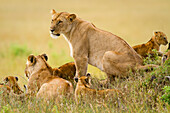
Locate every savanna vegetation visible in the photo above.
<box><xmin>0</xmin><ymin>0</ymin><xmax>170</xmax><ymax>112</ymax></box>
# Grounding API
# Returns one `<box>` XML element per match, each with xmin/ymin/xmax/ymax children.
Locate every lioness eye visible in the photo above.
<box><xmin>57</xmin><ymin>20</ymin><xmax>62</xmax><ymax>25</ymax></box>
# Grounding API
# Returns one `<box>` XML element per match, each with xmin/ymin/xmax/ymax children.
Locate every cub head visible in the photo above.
<box><xmin>153</xmin><ymin>31</ymin><xmax>168</xmax><ymax>45</ymax></box>
<box><xmin>75</xmin><ymin>73</ymin><xmax>91</xmax><ymax>88</ymax></box>
<box><xmin>3</xmin><ymin>76</ymin><xmax>23</xmax><ymax>94</ymax></box>
<box><xmin>25</xmin><ymin>54</ymin><xmax>50</xmax><ymax>79</ymax></box>
<box><xmin>50</xmin><ymin>9</ymin><xmax>77</xmax><ymax>39</ymax></box>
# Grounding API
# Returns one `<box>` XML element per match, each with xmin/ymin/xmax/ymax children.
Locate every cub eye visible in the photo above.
<box><xmin>164</xmin><ymin>37</ymin><xmax>166</xmax><ymax>40</ymax></box>
<box><xmin>57</xmin><ymin>20</ymin><xmax>62</xmax><ymax>25</ymax></box>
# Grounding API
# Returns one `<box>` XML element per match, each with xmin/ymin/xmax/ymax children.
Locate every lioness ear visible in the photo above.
<box><xmin>41</xmin><ymin>53</ymin><xmax>48</xmax><ymax>61</ymax></box>
<box><xmin>68</xmin><ymin>14</ymin><xmax>76</xmax><ymax>22</ymax></box>
<box><xmin>28</xmin><ymin>55</ymin><xmax>36</xmax><ymax>64</ymax></box>
<box><xmin>15</xmin><ymin>77</ymin><xmax>18</xmax><ymax>81</ymax></box>
<box><xmin>51</xmin><ymin>9</ymin><xmax>56</xmax><ymax>15</ymax></box>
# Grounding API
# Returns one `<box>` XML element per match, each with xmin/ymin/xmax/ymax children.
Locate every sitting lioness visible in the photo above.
<box><xmin>0</xmin><ymin>76</ymin><xmax>24</xmax><ymax>95</ymax></box>
<box><xmin>50</xmin><ymin>9</ymin><xmax>157</xmax><ymax>82</ymax></box>
<box><xmin>133</xmin><ymin>31</ymin><xmax>168</xmax><ymax>58</ymax></box>
<box><xmin>25</xmin><ymin>54</ymin><xmax>73</xmax><ymax>102</ymax></box>
<box><xmin>75</xmin><ymin>74</ymin><xmax>123</xmax><ymax>104</ymax></box>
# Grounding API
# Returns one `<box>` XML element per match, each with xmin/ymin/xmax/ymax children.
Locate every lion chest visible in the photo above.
<box><xmin>63</xmin><ymin>35</ymin><xmax>73</xmax><ymax>57</ymax></box>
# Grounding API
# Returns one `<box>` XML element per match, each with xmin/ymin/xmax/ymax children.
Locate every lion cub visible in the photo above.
<box><xmin>53</xmin><ymin>62</ymin><xmax>76</xmax><ymax>84</ymax></box>
<box><xmin>0</xmin><ymin>76</ymin><xmax>24</xmax><ymax>95</ymax></box>
<box><xmin>133</xmin><ymin>31</ymin><xmax>168</xmax><ymax>58</ymax></box>
<box><xmin>25</xmin><ymin>54</ymin><xmax>73</xmax><ymax>102</ymax></box>
<box><xmin>75</xmin><ymin>74</ymin><xmax>122</xmax><ymax>104</ymax></box>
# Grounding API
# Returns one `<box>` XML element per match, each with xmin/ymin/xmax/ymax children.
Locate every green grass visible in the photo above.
<box><xmin>0</xmin><ymin>0</ymin><xmax>170</xmax><ymax>112</ymax></box>
<box><xmin>0</xmin><ymin>59</ymin><xmax>170</xmax><ymax>112</ymax></box>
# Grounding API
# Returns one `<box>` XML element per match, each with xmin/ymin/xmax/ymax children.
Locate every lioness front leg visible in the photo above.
<box><xmin>74</xmin><ymin>56</ymin><xmax>88</xmax><ymax>78</ymax></box>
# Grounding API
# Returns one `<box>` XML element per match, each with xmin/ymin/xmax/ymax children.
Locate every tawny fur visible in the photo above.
<box><xmin>25</xmin><ymin>54</ymin><xmax>73</xmax><ymax>102</ymax></box>
<box><xmin>53</xmin><ymin>62</ymin><xmax>76</xmax><ymax>84</ymax></box>
<box><xmin>133</xmin><ymin>31</ymin><xmax>168</xmax><ymax>58</ymax></box>
<box><xmin>0</xmin><ymin>76</ymin><xmax>24</xmax><ymax>95</ymax></box>
<box><xmin>75</xmin><ymin>76</ymin><xmax>122</xmax><ymax>104</ymax></box>
<box><xmin>50</xmin><ymin>10</ymin><xmax>157</xmax><ymax>82</ymax></box>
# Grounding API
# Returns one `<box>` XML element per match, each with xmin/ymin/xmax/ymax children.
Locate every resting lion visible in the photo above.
<box><xmin>75</xmin><ymin>74</ymin><xmax>123</xmax><ymax>104</ymax></box>
<box><xmin>133</xmin><ymin>31</ymin><xmax>168</xmax><ymax>58</ymax></box>
<box><xmin>25</xmin><ymin>54</ymin><xmax>73</xmax><ymax>102</ymax></box>
<box><xmin>50</xmin><ymin>9</ymin><xmax>157</xmax><ymax>82</ymax></box>
<box><xmin>0</xmin><ymin>76</ymin><xmax>24</xmax><ymax>95</ymax></box>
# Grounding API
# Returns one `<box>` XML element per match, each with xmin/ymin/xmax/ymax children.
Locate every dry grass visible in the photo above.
<box><xmin>0</xmin><ymin>0</ymin><xmax>170</xmax><ymax>112</ymax></box>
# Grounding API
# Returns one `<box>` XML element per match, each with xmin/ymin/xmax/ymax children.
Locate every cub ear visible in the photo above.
<box><xmin>41</xmin><ymin>53</ymin><xmax>48</xmax><ymax>61</ymax></box>
<box><xmin>153</xmin><ymin>31</ymin><xmax>160</xmax><ymax>36</ymax></box>
<box><xmin>67</xmin><ymin>14</ymin><xmax>76</xmax><ymax>22</ymax></box>
<box><xmin>74</xmin><ymin>77</ymin><xmax>78</xmax><ymax>83</ymax></box>
<box><xmin>15</xmin><ymin>77</ymin><xmax>18</xmax><ymax>81</ymax></box>
<box><xmin>51</xmin><ymin>9</ymin><xmax>56</xmax><ymax>15</ymax></box>
<box><xmin>86</xmin><ymin>73</ymin><xmax>91</xmax><ymax>77</ymax></box>
<box><xmin>4</xmin><ymin>77</ymin><xmax>9</xmax><ymax>83</ymax></box>
<box><xmin>28</xmin><ymin>55</ymin><xmax>36</xmax><ymax>64</ymax></box>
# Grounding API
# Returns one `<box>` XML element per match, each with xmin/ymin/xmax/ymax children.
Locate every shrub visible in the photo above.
<box><xmin>161</xmin><ymin>86</ymin><xmax>170</xmax><ymax>105</ymax></box>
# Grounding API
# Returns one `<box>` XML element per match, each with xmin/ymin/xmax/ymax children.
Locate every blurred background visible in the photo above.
<box><xmin>0</xmin><ymin>0</ymin><xmax>170</xmax><ymax>87</ymax></box>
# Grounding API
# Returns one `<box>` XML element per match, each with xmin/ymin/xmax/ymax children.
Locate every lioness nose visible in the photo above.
<box><xmin>50</xmin><ymin>29</ymin><xmax>54</xmax><ymax>32</ymax></box>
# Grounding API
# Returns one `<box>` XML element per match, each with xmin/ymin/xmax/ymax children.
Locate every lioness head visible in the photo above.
<box><xmin>25</xmin><ymin>54</ymin><xmax>50</xmax><ymax>79</ymax></box>
<box><xmin>3</xmin><ymin>76</ymin><xmax>23</xmax><ymax>94</ymax></box>
<box><xmin>50</xmin><ymin>9</ymin><xmax>76</xmax><ymax>39</ymax></box>
<box><xmin>154</xmin><ymin>31</ymin><xmax>168</xmax><ymax>45</ymax></box>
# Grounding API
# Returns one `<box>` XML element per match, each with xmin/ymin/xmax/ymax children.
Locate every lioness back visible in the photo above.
<box><xmin>133</xmin><ymin>31</ymin><xmax>168</xmax><ymax>58</ymax></box>
<box><xmin>37</xmin><ymin>77</ymin><xmax>73</xmax><ymax>101</ymax></box>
